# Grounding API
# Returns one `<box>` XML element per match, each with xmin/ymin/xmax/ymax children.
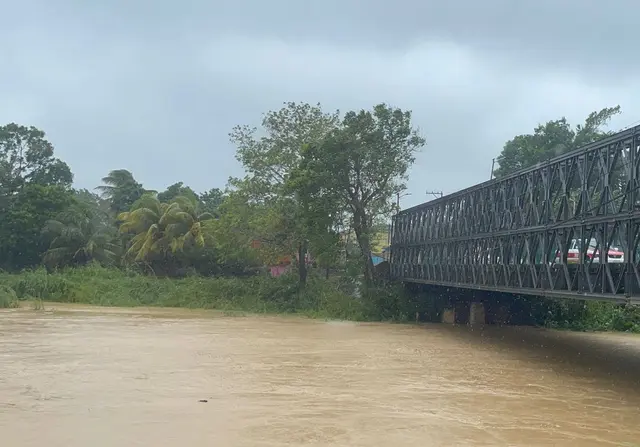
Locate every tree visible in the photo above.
<box><xmin>0</xmin><ymin>184</ymin><xmax>74</xmax><ymax>270</ymax></box>
<box><xmin>74</xmin><ymin>188</ymin><xmax>112</xmax><ymax>222</ymax></box>
<box><xmin>157</xmin><ymin>182</ymin><xmax>199</xmax><ymax>205</ymax></box>
<box><xmin>203</xmin><ymin>191</ymin><xmax>267</xmax><ymax>274</ymax></box>
<box><xmin>199</xmin><ymin>188</ymin><xmax>225</xmax><ymax>216</ymax></box>
<box><xmin>0</xmin><ymin>124</ymin><xmax>75</xmax><ymax>270</ymax></box>
<box><xmin>158</xmin><ymin>183</ymin><xmax>226</xmax><ymax>218</ymax></box>
<box><xmin>0</xmin><ymin>123</ymin><xmax>73</xmax><ymax>194</ymax></box>
<box><xmin>298</xmin><ymin>104</ymin><xmax>426</xmax><ymax>285</ymax></box>
<box><xmin>231</xmin><ymin>102</ymin><xmax>340</xmax><ymax>198</ymax></box>
<box><xmin>230</xmin><ymin>102</ymin><xmax>340</xmax><ymax>284</ymax></box>
<box><xmin>96</xmin><ymin>169</ymin><xmax>149</xmax><ymax>215</ymax></box>
<box><xmin>285</xmin><ymin>143</ymin><xmax>346</xmax><ymax>281</ymax></box>
<box><xmin>42</xmin><ymin>199</ymin><xmax>120</xmax><ymax>268</ymax></box>
<box><xmin>117</xmin><ymin>194</ymin><xmax>215</xmax><ymax>274</ymax></box>
<box><xmin>494</xmin><ymin>106</ymin><xmax>621</xmax><ymax>178</ymax></box>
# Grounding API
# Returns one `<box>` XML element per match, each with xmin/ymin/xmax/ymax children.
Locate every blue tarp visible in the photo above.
<box><xmin>371</xmin><ymin>255</ymin><xmax>384</xmax><ymax>266</ymax></box>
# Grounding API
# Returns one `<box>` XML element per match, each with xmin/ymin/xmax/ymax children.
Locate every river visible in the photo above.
<box><xmin>2</xmin><ymin>304</ymin><xmax>640</xmax><ymax>446</ymax></box>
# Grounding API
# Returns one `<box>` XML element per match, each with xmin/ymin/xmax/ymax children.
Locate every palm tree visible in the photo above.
<box><xmin>96</xmin><ymin>169</ymin><xmax>152</xmax><ymax>214</ymax></box>
<box><xmin>118</xmin><ymin>194</ymin><xmax>215</xmax><ymax>264</ymax></box>
<box><xmin>42</xmin><ymin>204</ymin><xmax>120</xmax><ymax>268</ymax></box>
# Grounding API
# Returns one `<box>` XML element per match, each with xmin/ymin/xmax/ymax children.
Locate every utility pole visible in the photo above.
<box><xmin>396</xmin><ymin>192</ymin><xmax>411</xmax><ymax>210</ymax></box>
<box><xmin>426</xmin><ymin>190</ymin><xmax>443</xmax><ymax>199</ymax></box>
<box><xmin>490</xmin><ymin>158</ymin><xmax>495</xmax><ymax>180</ymax></box>
<box><xmin>396</xmin><ymin>193</ymin><xmax>400</xmax><ymax>210</ymax></box>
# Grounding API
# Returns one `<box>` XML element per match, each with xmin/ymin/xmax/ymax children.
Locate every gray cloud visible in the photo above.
<box><xmin>2</xmin><ymin>0</ymin><xmax>639</xmax><ymax>209</ymax></box>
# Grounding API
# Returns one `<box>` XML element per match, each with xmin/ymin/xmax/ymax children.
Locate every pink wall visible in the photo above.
<box><xmin>269</xmin><ymin>265</ymin><xmax>291</xmax><ymax>277</ymax></box>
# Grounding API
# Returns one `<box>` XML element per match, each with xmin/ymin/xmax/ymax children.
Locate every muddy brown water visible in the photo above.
<box><xmin>2</xmin><ymin>304</ymin><xmax>640</xmax><ymax>446</ymax></box>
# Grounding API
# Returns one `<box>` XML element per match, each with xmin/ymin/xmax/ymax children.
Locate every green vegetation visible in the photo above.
<box><xmin>493</xmin><ymin>106</ymin><xmax>622</xmax><ymax>178</ymax></box>
<box><xmin>0</xmin><ymin>102</ymin><xmax>638</xmax><ymax>332</ymax></box>
<box><xmin>0</xmin><ymin>284</ymin><xmax>19</xmax><ymax>308</ymax></box>
<box><xmin>548</xmin><ymin>300</ymin><xmax>640</xmax><ymax>333</ymax></box>
<box><xmin>502</xmin><ymin>294</ymin><xmax>640</xmax><ymax>333</ymax></box>
<box><xmin>0</xmin><ymin>102</ymin><xmax>423</xmax><ymax>321</ymax></box>
<box><xmin>0</xmin><ymin>264</ymin><xmax>417</xmax><ymax>321</ymax></box>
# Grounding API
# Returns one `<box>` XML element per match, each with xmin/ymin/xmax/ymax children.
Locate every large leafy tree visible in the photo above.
<box><xmin>230</xmin><ymin>102</ymin><xmax>340</xmax><ymax>284</ymax></box>
<box><xmin>297</xmin><ymin>104</ymin><xmax>426</xmax><ymax>285</ymax></box>
<box><xmin>230</xmin><ymin>102</ymin><xmax>340</xmax><ymax>198</ymax></box>
<box><xmin>0</xmin><ymin>124</ymin><xmax>75</xmax><ymax>270</ymax></box>
<box><xmin>285</xmin><ymin>143</ymin><xmax>345</xmax><ymax>282</ymax></box>
<box><xmin>117</xmin><ymin>194</ymin><xmax>215</xmax><ymax>273</ymax></box>
<box><xmin>201</xmin><ymin>191</ymin><xmax>263</xmax><ymax>275</ymax></box>
<box><xmin>0</xmin><ymin>184</ymin><xmax>74</xmax><ymax>270</ymax></box>
<box><xmin>0</xmin><ymin>123</ymin><xmax>73</xmax><ymax>193</ymax></box>
<box><xmin>494</xmin><ymin>106</ymin><xmax>621</xmax><ymax>178</ymax></box>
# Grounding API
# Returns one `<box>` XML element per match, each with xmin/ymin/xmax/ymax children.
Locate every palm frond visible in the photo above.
<box><xmin>131</xmin><ymin>194</ymin><xmax>162</xmax><ymax>215</ymax></box>
<box><xmin>164</xmin><ymin>223</ymin><xmax>186</xmax><ymax>238</ymax></box>
<box><xmin>171</xmin><ymin>195</ymin><xmax>197</xmax><ymax>214</ymax></box>
<box><xmin>172</xmin><ymin>211</ymin><xmax>195</xmax><ymax>226</ymax></box>
<box><xmin>42</xmin><ymin>219</ymin><xmax>66</xmax><ymax>235</ymax></box>
<box><xmin>42</xmin><ymin>247</ymin><xmax>73</xmax><ymax>266</ymax></box>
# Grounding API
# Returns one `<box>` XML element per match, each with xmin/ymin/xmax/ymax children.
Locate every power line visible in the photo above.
<box><xmin>619</xmin><ymin>118</ymin><xmax>640</xmax><ymax>131</ymax></box>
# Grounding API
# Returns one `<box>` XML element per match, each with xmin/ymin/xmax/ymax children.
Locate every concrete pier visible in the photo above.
<box><xmin>441</xmin><ymin>308</ymin><xmax>456</xmax><ymax>324</ymax></box>
<box><xmin>468</xmin><ymin>302</ymin><xmax>486</xmax><ymax>326</ymax></box>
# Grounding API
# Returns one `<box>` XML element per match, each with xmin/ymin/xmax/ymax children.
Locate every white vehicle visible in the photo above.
<box><xmin>554</xmin><ymin>238</ymin><xmax>624</xmax><ymax>264</ymax></box>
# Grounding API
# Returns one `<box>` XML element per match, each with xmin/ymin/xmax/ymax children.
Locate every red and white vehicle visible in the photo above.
<box><xmin>555</xmin><ymin>238</ymin><xmax>624</xmax><ymax>264</ymax></box>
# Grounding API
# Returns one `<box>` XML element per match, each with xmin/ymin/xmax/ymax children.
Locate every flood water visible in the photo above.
<box><xmin>2</xmin><ymin>305</ymin><xmax>640</xmax><ymax>446</ymax></box>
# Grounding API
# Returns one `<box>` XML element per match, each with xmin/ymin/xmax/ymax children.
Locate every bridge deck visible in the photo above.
<box><xmin>390</xmin><ymin>125</ymin><xmax>640</xmax><ymax>303</ymax></box>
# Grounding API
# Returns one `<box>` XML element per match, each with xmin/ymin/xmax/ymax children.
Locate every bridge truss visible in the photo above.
<box><xmin>390</xmin><ymin>126</ymin><xmax>640</xmax><ymax>302</ymax></box>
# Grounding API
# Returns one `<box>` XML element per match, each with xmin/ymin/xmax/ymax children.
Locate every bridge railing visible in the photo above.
<box><xmin>390</xmin><ymin>125</ymin><xmax>640</xmax><ymax>302</ymax></box>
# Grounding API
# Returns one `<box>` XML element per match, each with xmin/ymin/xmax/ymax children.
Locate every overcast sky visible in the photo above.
<box><xmin>2</xmin><ymin>0</ymin><xmax>639</xmax><ymax>209</ymax></box>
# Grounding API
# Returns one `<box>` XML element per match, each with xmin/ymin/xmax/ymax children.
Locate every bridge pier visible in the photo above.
<box><xmin>430</xmin><ymin>287</ymin><xmax>488</xmax><ymax>325</ymax></box>
<box><xmin>405</xmin><ymin>285</ymin><xmax>502</xmax><ymax>325</ymax></box>
<box><xmin>440</xmin><ymin>301</ymin><xmax>486</xmax><ymax>325</ymax></box>
<box><xmin>441</xmin><ymin>308</ymin><xmax>456</xmax><ymax>324</ymax></box>
<box><xmin>469</xmin><ymin>302</ymin><xmax>486</xmax><ymax>326</ymax></box>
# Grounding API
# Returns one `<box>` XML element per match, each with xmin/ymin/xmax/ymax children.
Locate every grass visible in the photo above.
<box><xmin>0</xmin><ymin>264</ymin><xmax>402</xmax><ymax>321</ymax></box>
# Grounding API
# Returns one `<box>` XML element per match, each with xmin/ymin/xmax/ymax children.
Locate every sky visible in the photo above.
<box><xmin>2</xmin><ymin>0</ymin><xmax>640</xmax><ymax>209</ymax></box>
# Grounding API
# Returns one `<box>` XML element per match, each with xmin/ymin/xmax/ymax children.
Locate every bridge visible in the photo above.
<box><xmin>389</xmin><ymin>125</ymin><xmax>640</xmax><ymax>305</ymax></box>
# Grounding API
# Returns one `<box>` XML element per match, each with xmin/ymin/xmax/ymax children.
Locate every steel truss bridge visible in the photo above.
<box><xmin>390</xmin><ymin>126</ymin><xmax>640</xmax><ymax>303</ymax></box>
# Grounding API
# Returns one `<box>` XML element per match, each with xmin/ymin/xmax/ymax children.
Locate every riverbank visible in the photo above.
<box><xmin>1</xmin><ymin>264</ymin><xmax>640</xmax><ymax>332</ymax></box>
<box><xmin>0</xmin><ymin>265</ymin><xmax>388</xmax><ymax>321</ymax></box>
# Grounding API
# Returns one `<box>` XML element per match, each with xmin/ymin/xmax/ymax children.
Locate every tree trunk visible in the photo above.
<box><xmin>357</xmin><ymin>232</ymin><xmax>376</xmax><ymax>286</ymax></box>
<box><xmin>298</xmin><ymin>240</ymin><xmax>308</xmax><ymax>286</ymax></box>
<box><xmin>353</xmin><ymin>210</ymin><xmax>375</xmax><ymax>286</ymax></box>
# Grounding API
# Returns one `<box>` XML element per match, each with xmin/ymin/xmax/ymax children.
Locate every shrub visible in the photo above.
<box><xmin>0</xmin><ymin>285</ymin><xmax>19</xmax><ymax>308</ymax></box>
<box><xmin>0</xmin><ymin>265</ymin><xmax>373</xmax><ymax>320</ymax></box>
